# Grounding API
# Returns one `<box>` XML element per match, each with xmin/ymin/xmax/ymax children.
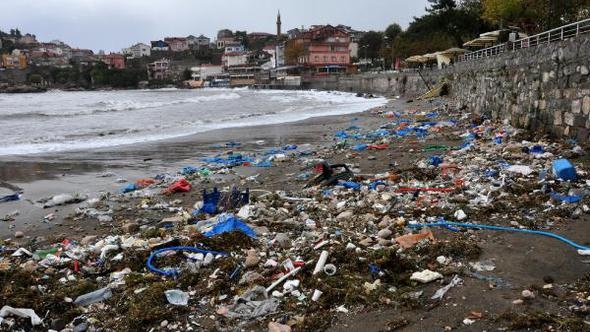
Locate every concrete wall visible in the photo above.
<box><xmin>306</xmin><ymin>33</ymin><xmax>590</xmax><ymax>141</ymax></box>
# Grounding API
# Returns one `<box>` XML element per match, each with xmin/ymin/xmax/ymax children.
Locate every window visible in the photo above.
<box><xmin>331</xmin><ymin>56</ymin><xmax>336</xmax><ymax>62</ymax></box>
<box><xmin>323</xmin><ymin>56</ymin><xmax>328</xmax><ymax>62</ymax></box>
<box><xmin>314</xmin><ymin>55</ymin><xmax>319</xmax><ymax>61</ymax></box>
<box><xmin>340</xmin><ymin>56</ymin><xmax>345</xmax><ymax>62</ymax></box>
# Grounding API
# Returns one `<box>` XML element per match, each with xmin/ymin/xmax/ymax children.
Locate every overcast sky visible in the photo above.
<box><xmin>1</xmin><ymin>0</ymin><xmax>430</xmax><ymax>52</ymax></box>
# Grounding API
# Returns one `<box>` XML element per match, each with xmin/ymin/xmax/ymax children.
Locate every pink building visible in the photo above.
<box><xmin>164</xmin><ymin>37</ymin><xmax>189</xmax><ymax>52</ymax></box>
<box><xmin>295</xmin><ymin>25</ymin><xmax>351</xmax><ymax>73</ymax></box>
<box><xmin>102</xmin><ymin>53</ymin><xmax>126</xmax><ymax>69</ymax></box>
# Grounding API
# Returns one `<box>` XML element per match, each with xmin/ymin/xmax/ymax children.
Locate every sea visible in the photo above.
<box><xmin>0</xmin><ymin>88</ymin><xmax>387</xmax><ymax>156</ymax></box>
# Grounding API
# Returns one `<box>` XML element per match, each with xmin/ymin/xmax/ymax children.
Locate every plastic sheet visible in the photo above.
<box><xmin>203</xmin><ymin>213</ymin><xmax>257</xmax><ymax>238</ymax></box>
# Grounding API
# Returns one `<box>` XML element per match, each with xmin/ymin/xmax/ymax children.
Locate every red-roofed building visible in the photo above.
<box><xmin>294</xmin><ymin>25</ymin><xmax>351</xmax><ymax>73</ymax></box>
<box><xmin>101</xmin><ymin>53</ymin><xmax>126</xmax><ymax>69</ymax></box>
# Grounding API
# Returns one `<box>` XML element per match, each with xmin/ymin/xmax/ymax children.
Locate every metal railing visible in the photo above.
<box><xmin>458</xmin><ymin>18</ymin><xmax>590</xmax><ymax>62</ymax></box>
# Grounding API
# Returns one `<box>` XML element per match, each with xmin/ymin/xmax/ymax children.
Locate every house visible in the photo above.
<box><xmin>248</xmin><ymin>32</ymin><xmax>274</xmax><ymax>42</ymax></box>
<box><xmin>187</xmin><ymin>35</ymin><xmax>210</xmax><ymax>49</ymax></box>
<box><xmin>263</xmin><ymin>44</ymin><xmax>285</xmax><ymax>68</ymax></box>
<box><xmin>190</xmin><ymin>64</ymin><xmax>223</xmax><ymax>80</ymax></box>
<box><xmin>151</xmin><ymin>40</ymin><xmax>169</xmax><ymax>51</ymax></box>
<box><xmin>221</xmin><ymin>42</ymin><xmax>249</xmax><ymax>68</ymax></box>
<box><xmin>18</xmin><ymin>33</ymin><xmax>38</xmax><ymax>45</ymax></box>
<box><xmin>101</xmin><ymin>53</ymin><xmax>126</xmax><ymax>69</ymax></box>
<box><xmin>216</xmin><ymin>29</ymin><xmax>235</xmax><ymax>49</ymax></box>
<box><xmin>222</xmin><ymin>51</ymin><xmax>249</xmax><ymax>68</ymax></box>
<box><xmin>70</xmin><ymin>48</ymin><xmax>95</xmax><ymax>63</ymax></box>
<box><xmin>164</xmin><ymin>37</ymin><xmax>189</xmax><ymax>52</ymax></box>
<box><xmin>147</xmin><ymin>58</ymin><xmax>171</xmax><ymax>80</ymax></box>
<box><xmin>30</xmin><ymin>44</ymin><xmax>70</xmax><ymax>67</ymax></box>
<box><xmin>294</xmin><ymin>25</ymin><xmax>351</xmax><ymax>73</ymax></box>
<box><xmin>1</xmin><ymin>49</ymin><xmax>27</xmax><ymax>69</ymax></box>
<box><xmin>287</xmin><ymin>28</ymin><xmax>304</xmax><ymax>40</ymax></box>
<box><xmin>123</xmin><ymin>43</ymin><xmax>151</xmax><ymax>58</ymax></box>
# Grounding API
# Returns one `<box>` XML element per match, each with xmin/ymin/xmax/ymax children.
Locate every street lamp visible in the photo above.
<box><xmin>361</xmin><ymin>45</ymin><xmax>368</xmax><ymax>71</ymax></box>
<box><xmin>383</xmin><ymin>36</ymin><xmax>394</xmax><ymax>71</ymax></box>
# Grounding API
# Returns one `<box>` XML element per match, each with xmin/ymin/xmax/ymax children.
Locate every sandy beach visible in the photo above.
<box><xmin>1</xmin><ymin>94</ymin><xmax>590</xmax><ymax>331</ymax></box>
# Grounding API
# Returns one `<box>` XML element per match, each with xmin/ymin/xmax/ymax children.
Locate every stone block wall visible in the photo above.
<box><xmin>306</xmin><ymin>33</ymin><xmax>590</xmax><ymax>141</ymax></box>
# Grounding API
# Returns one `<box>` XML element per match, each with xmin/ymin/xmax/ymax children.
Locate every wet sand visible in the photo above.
<box><xmin>0</xmin><ymin>99</ymin><xmax>400</xmax><ymax>239</ymax></box>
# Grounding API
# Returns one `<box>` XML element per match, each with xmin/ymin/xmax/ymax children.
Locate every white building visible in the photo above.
<box><xmin>191</xmin><ymin>64</ymin><xmax>223</xmax><ymax>80</ymax></box>
<box><xmin>123</xmin><ymin>43</ymin><xmax>151</xmax><ymax>58</ymax></box>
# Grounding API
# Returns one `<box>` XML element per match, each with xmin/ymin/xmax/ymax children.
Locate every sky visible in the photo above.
<box><xmin>1</xmin><ymin>0</ymin><xmax>430</xmax><ymax>52</ymax></box>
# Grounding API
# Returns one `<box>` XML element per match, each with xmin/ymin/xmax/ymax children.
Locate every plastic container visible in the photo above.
<box><xmin>552</xmin><ymin>159</ymin><xmax>577</xmax><ymax>181</ymax></box>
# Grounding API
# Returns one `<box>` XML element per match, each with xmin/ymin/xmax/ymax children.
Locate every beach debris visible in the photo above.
<box><xmin>0</xmin><ymin>193</ymin><xmax>20</xmax><ymax>203</ymax></box>
<box><xmin>410</xmin><ymin>269</ymin><xmax>443</xmax><ymax>283</ymax></box>
<box><xmin>74</xmin><ymin>287</ymin><xmax>113</xmax><ymax>306</ymax></box>
<box><xmin>0</xmin><ymin>306</ymin><xmax>42</xmax><ymax>326</ymax></box>
<box><xmin>39</xmin><ymin>193</ymin><xmax>88</xmax><ymax>208</ymax></box>
<box><xmin>431</xmin><ymin>275</ymin><xmax>462</xmax><ymax>300</ymax></box>
<box><xmin>165</xmin><ymin>289</ymin><xmax>189</xmax><ymax>306</ymax></box>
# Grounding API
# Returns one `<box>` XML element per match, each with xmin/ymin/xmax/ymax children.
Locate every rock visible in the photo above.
<box><xmin>274</xmin><ymin>233</ymin><xmax>292</xmax><ymax>249</ymax></box>
<box><xmin>160</xmin><ymin>320</ymin><xmax>168</xmax><ymax>327</ymax></box>
<box><xmin>346</xmin><ymin>243</ymin><xmax>357</xmax><ymax>250</ymax></box>
<box><xmin>21</xmin><ymin>260</ymin><xmax>38</xmax><ymax>273</ymax></box>
<box><xmin>268</xmin><ymin>321</ymin><xmax>292</xmax><ymax>332</ymax></box>
<box><xmin>81</xmin><ymin>235</ymin><xmax>98</xmax><ymax>245</ymax></box>
<box><xmin>378</xmin><ymin>239</ymin><xmax>392</xmax><ymax>246</ymax></box>
<box><xmin>436</xmin><ymin>256</ymin><xmax>449</xmax><ymax>265</ymax></box>
<box><xmin>73</xmin><ymin>322</ymin><xmax>88</xmax><ymax>332</ymax></box>
<box><xmin>512</xmin><ymin>299</ymin><xmax>524</xmax><ymax>305</ymax></box>
<box><xmin>521</xmin><ymin>289</ymin><xmax>535</xmax><ymax>299</ymax></box>
<box><xmin>359</xmin><ymin>237</ymin><xmax>374</xmax><ymax>247</ymax></box>
<box><xmin>453</xmin><ymin>209</ymin><xmax>467</xmax><ymax>221</ymax></box>
<box><xmin>50</xmin><ymin>318</ymin><xmax>67</xmax><ymax>330</ymax></box>
<box><xmin>336</xmin><ymin>210</ymin><xmax>353</xmax><ymax>220</ymax></box>
<box><xmin>410</xmin><ymin>269</ymin><xmax>443</xmax><ymax>283</ymax></box>
<box><xmin>239</xmin><ymin>271</ymin><xmax>264</xmax><ymax>285</ymax></box>
<box><xmin>377</xmin><ymin>228</ymin><xmax>392</xmax><ymax>239</ymax></box>
<box><xmin>14</xmin><ymin>231</ymin><xmax>24</xmax><ymax>238</ymax></box>
<box><xmin>122</xmin><ymin>222</ymin><xmax>139</xmax><ymax>234</ymax></box>
<box><xmin>244</xmin><ymin>249</ymin><xmax>260</xmax><ymax>268</ymax></box>
<box><xmin>158</xmin><ymin>216</ymin><xmax>183</xmax><ymax>228</ymax></box>
<box><xmin>377</xmin><ymin>217</ymin><xmax>390</xmax><ymax>229</ymax></box>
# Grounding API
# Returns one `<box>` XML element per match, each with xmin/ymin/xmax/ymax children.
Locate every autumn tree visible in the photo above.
<box><xmin>284</xmin><ymin>40</ymin><xmax>304</xmax><ymax>65</ymax></box>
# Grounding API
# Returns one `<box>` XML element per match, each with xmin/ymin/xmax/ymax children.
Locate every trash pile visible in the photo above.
<box><xmin>2</xmin><ymin>96</ymin><xmax>590</xmax><ymax>331</ymax></box>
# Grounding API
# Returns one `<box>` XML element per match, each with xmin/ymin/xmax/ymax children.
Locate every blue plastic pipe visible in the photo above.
<box><xmin>146</xmin><ymin>246</ymin><xmax>228</xmax><ymax>277</ymax></box>
<box><xmin>408</xmin><ymin>221</ymin><xmax>590</xmax><ymax>251</ymax></box>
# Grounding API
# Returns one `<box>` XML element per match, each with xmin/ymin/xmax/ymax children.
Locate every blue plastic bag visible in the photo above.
<box><xmin>550</xmin><ymin>192</ymin><xmax>582</xmax><ymax>203</ymax></box>
<box><xmin>552</xmin><ymin>159</ymin><xmax>577</xmax><ymax>181</ymax></box>
<box><xmin>340</xmin><ymin>181</ymin><xmax>361</xmax><ymax>190</ymax></box>
<box><xmin>429</xmin><ymin>156</ymin><xmax>443</xmax><ymax>167</ymax></box>
<box><xmin>121</xmin><ymin>183</ymin><xmax>138</xmax><ymax>193</ymax></box>
<box><xmin>351</xmin><ymin>144</ymin><xmax>368</xmax><ymax>151</ymax></box>
<box><xmin>203</xmin><ymin>214</ymin><xmax>257</xmax><ymax>238</ymax></box>
<box><xmin>198</xmin><ymin>188</ymin><xmax>220</xmax><ymax>214</ymax></box>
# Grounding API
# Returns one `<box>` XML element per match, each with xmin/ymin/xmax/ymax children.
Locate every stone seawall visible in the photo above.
<box><xmin>307</xmin><ymin>33</ymin><xmax>590</xmax><ymax>141</ymax></box>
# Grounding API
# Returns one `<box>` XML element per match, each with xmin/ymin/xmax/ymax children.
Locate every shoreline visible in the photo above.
<box><xmin>0</xmin><ymin>97</ymin><xmax>398</xmax><ymax>240</ymax></box>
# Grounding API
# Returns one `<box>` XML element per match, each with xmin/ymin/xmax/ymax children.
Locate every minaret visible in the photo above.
<box><xmin>276</xmin><ymin>10</ymin><xmax>282</xmax><ymax>37</ymax></box>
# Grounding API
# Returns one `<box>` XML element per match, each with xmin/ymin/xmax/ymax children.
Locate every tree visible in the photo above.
<box><xmin>359</xmin><ymin>31</ymin><xmax>384</xmax><ymax>61</ymax></box>
<box><xmin>182</xmin><ymin>68</ymin><xmax>192</xmax><ymax>81</ymax></box>
<box><xmin>284</xmin><ymin>40</ymin><xmax>304</xmax><ymax>65</ymax></box>
<box><xmin>384</xmin><ymin>23</ymin><xmax>402</xmax><ymax>42</ymax></box>
<box><xmin>234</xmin><ymin>31</ymin><xmax>249</xmax><ymax>49</ymax></box>
<box><xmin>482</xmin><ymin>0</ymin><xmax>590</xmax><ymax>33</ymax></box>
